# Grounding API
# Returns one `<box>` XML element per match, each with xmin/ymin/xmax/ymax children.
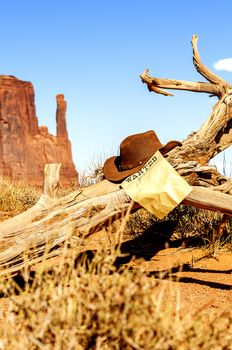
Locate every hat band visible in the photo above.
<box><xmin>118</xmin><ymin>159</ymin><xmax>144</xmax><ymax>172</ymax></box>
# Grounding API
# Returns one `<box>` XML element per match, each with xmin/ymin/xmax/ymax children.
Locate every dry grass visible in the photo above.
<box><xmin>0</xmin><ymin>247</ymin><xmax>232</xmax><ymax>350</ymax></box>
<box><xmin>0</xmin><ymin>176</ymin><xmax>40</xmax><ymax>221</ymax></box>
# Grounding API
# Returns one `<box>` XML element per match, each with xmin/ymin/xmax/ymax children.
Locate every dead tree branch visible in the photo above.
<box><xmin>140</xmin><ymin>35</ymin><xmax>232</xmax><ymax>187</ymax></box>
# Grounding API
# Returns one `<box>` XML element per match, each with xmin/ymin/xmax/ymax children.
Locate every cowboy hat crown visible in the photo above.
<box><xmin>103</xmin><ymin>130</ymin><xmax>181</xmax><ymax>183</ymax></box>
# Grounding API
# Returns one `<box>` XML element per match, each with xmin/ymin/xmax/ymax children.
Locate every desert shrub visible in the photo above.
<box><xmin>0</xmin><ymin>248</ymin><xmax>231</xmax><ymax>349</ymax></box>
<box><xmin>171</xmin><ymin>206</ymin><xmax>221</xmax><ymax>238</ymax></box>
<box><xmin>124</xmin><ymin>205</ymin><xmax>232</xmax><ymax>248</ymax></box>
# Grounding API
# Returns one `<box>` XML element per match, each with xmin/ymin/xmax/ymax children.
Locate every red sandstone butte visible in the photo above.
<box><xmin>0</xmin><ymin>75</ymin><xmax>78</xmax><ymax>187</ymax></box>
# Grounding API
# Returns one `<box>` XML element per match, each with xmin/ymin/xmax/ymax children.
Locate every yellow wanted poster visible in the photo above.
<box><xmin>121</xmin><ymin>151</ymin><xmax>192</xmax><ymax>219</ymax></box>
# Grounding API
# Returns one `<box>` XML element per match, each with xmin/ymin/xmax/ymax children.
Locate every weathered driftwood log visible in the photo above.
<box><xmin>0</xmin><ymin>35</ymin><xmax>232</xmax><ymax>274</ymax></box>
<box><xmin>0</xmin><ymin>166</ymin><xmax>133</xmax><ymax>274</ymax></box>
<box><xmin>0</xmin><ymin>164</ymin><xmax>232</xmax><ymax>275</ymax></box>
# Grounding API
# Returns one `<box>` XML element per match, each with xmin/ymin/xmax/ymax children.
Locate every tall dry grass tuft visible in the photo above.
<box><xmin>0</xmin><ymin>176</ymin><xmax>40</xmax><ymax>221</ymax></box>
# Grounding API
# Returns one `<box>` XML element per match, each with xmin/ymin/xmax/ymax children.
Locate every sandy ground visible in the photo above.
<box><xmin>130</xmin><ymin>246</ymin><xmax>232</xmax><ymax>317</ymax></box>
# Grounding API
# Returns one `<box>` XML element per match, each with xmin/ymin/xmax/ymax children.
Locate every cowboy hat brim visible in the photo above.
<box><xmin>103</xmin><ymin>140</ymin><xmax>182</xmax><ymax>183</ymax></box>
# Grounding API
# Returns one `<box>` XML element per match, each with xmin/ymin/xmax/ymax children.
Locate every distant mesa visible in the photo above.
<box><xmin>0</xmin><ymin>75</ymin><xmax>78</xmax><ymax>187</ymax></box>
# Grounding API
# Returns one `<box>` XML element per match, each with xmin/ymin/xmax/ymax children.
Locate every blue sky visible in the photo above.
<box><xmin>1</xmin><ymin>0</ymin><xmax>232</xmax><ymax>175</ymax></box>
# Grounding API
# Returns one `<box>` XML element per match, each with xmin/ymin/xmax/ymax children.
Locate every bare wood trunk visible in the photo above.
<box><xmin>0</xmin><ymin>170</ymin><xmax>232</xmax><ymax>275</ymax></box>
<box><xmin>167</xmin><ymin>94</ymin><xmax>232</xmax><ymax>165</ymax></box>
<box><xmin>183</xmin><ymin>187</ymin><xmax>232</xmax><ymax>215</ymax></box>
<box><xmin>43</xmin><ymin>163</ymin><xmax>61</xmax><ymax>198</ymax></box>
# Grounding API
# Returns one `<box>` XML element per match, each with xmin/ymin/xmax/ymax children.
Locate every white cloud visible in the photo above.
<box><xmin>213</xmin><ymin>58</ymin><xmax>232</xmax><ymax>72</ymax></box>
<box><xmin>210</xmin><ymin>149</ymin><xmax>232</xmax><ymax>178</ymax></box>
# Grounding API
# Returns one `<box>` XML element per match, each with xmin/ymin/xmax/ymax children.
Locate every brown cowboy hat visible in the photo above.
<box><xmin>103</xmin><ymin>130</ymin><xmax>182</xmax><ymax>182</ymax></box>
